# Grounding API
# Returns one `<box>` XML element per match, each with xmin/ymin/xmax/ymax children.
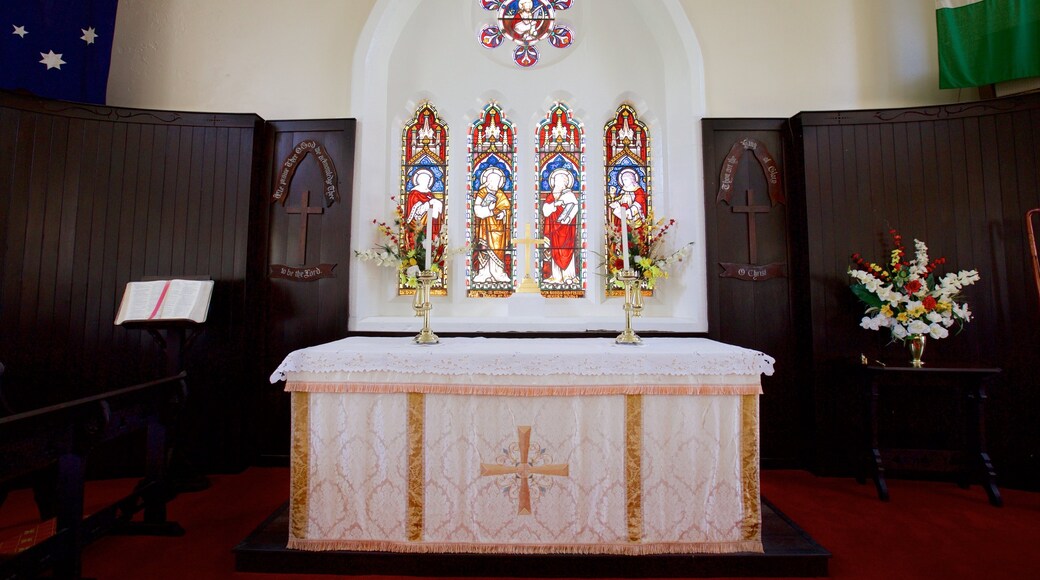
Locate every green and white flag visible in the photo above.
<box><xmin>936</xmin><ymin>0</ymin><xmax>1040</xmax><ymax>88</ymax></box>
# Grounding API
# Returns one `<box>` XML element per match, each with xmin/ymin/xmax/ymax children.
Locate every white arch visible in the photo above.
<box><xmin>350</xmin><ymin>0</ymin><xmax>707</xmax><ymax>332</ymax></box>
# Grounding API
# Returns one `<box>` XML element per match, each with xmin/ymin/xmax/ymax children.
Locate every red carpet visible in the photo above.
<box><xmin>3</xmin><ymin>468</ymin><xmax>1038</xmax><ymax>579</ymax></box>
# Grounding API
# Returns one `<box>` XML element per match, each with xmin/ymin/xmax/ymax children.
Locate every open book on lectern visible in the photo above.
<box><xmin>115</xmin><ymin>279</ymin><xmax>214</xmax><ymax>324</ymax></box>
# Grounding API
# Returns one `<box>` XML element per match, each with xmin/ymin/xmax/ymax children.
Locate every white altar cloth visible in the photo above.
<box><xmin>272</xmin><ymin>337</ymin><xmax>774</xmax><ymax>555</ymax></box>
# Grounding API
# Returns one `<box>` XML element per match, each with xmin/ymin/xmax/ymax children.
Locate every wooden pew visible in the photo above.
<box><xmin>0</xmin><ymin>372</ymin><xmax>187</xmax><ymax>579</ymax></box>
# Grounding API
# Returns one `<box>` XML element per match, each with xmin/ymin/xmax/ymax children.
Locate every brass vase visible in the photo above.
<box><xmin>908</xmin><ymin>334</ymin><xmax>926</xmax><ymax>368</ymax></box>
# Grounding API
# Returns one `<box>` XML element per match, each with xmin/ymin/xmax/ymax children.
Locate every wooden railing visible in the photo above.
<box><xmin>0</xmin><ymin>372</ymin><xmax>187</xmax><ymax>579</ymax></box>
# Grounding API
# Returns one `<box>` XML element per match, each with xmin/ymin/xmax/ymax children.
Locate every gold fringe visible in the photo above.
<box><xmin>625</xmin><ymin>394</ymin><xmax>643</xmax><ymax>543</ymax></box>
<box><xmin>406</xmin><ymin>392</ymin><xmax>425</xmax><ymax>542</ymax></box>
<box><xmin>285</xmin><ymin>382</ymin><xmax>763</xmax><ymax>397</ymax></box>
<box><xmin>740</xmin><ymin>394</ymin><xmax>762</xmax><ymax>542</ymax></box>
<box><xmin>289</xmin><ymin>392</ymin><xmax>310</xmax><ymax>540</ymax></box>
<box><xmin>285</xmin><ymin>537</ymin><xmax>763</xmax><ymax>555</ymax></box>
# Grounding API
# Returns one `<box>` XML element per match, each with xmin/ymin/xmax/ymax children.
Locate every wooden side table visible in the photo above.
<box><xmin>855</xmin><ymin>364</ymin><xmax>1002</xmax><ymax>507</ymax></box>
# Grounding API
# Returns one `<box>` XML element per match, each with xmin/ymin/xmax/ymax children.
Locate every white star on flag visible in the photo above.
<box><xmin>81</xmin><ymin>27</ymin><xmax>98</xmax><ymax>45</ymax></box>
<box><xmin>40</xmin><ymin>50</ymin><xmax>66</xmax><ymax>70</ymax></box>
<box><xmin>12</xmin><ymin>25</ymin><xmax>28</xmax><ymax>38</ymax></box>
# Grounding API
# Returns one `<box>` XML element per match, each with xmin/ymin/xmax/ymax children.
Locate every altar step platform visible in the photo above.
<box><xmin>233</xmin><ymin>498</ymin><xmax>831</xmax><ymax>578</ymax></box>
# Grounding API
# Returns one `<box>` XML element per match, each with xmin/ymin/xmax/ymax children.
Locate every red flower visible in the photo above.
<box><xmin>905</xmin><ymin>279</ymin><xmax>922</xmax><ymax>294</ymax></box>
<box><xmin>922</xmin><ymin>296</ymin><xmax>937</xmax><ymax>311</ymax></box>
<box><xmin>614</xmin><ymin>258</ymin><xmax>625</xmax><ymax>271</ymax></box>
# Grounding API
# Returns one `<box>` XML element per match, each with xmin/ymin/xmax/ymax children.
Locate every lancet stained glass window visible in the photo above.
<box><xmin>535</xmin><ymin>102</ymin><xmax>585</xmax><ymax>297</ymax></box>
<box><xmin>400</xmin><ymin>103</ymin><xmax>449</xmax><ymax>295</ymax></box>
<box><xmin>604</xmin><ymin>103</ymin><xmax>651</xmax><ymax>296</ymax></box>
<box><xmin>467</xmin><ymin>102</ymin><xmax>517</xmax><ymax>297</ymax></box>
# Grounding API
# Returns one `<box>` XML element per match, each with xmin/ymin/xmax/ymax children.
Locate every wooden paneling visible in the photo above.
<box><xmin>792</xmin><ymin>95</ymin><xmax>1040</xmax><ymax>486</ymax></box>
<box><xmin>0</xmin><ymin>91</ymin><xmax>264</xmax><ymax>469</ymax></box>
<box><xmin>702</xmin><ymin>119</ymin><xmax>808</xmax><ymax>467</ymax></box>
<box><xmin>257</xmin><ymin>119</ymin><xmax>356</xmax><ymax>460</ymax></box>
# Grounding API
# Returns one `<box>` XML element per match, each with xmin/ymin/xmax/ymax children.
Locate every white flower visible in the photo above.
<box><xmin>906</xmin><ymin>299</ymin><xmax>923</xmax><ymax>313</ymax></box>
<box><xmin>928</xmin><ymin>323</ymin><xmax>949</xmax><ymax>339</ymax></box>
<box><xmin>885</xmin><ymin>290</ymin><xmax>904</xmax><ymax>305</ymax></box>
<box><xmin>926</xmin><ymin>311</ymin><xmax>943</xmax><ymax>324</ymax></box>
<box><xmin>405</xmin><ymin>265</ymin><xmax>420</xmax><ymax>279</ymax></box>
<box><xmin>912</xmin><ymin>239</ymin><xmax>930</xmax><ymax>276</ymax></box>
<box><xmin>953</xmin><ymin>302</ymin><xmax>972</xmax><ymax>322</ymax></box>
<box><xmin>959</xmin><ymin>270</ymin><xmax>980</xmax><ymax>285</ymax></box>
<box><xmin>906</xmin><ymin>320</ymin><xmax>930</xmax><ymax>335</ymax></box>
<box><xmin>892</xmin><ymin>324</ymin><xmax>908</xmax><ymax>339</ymax></box>
<box><xmin>860</xmin><ymin>315</ymin><xmax>889</xmax><ymax>330</ymax></box>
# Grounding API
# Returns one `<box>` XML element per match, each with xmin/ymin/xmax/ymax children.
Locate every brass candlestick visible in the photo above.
<box><xmin>412</xmin><ymin>269</ymin><xmax>439</xmax><ymax>345</ymax></box>
<box><xmin>615</xmin><ymin>269</ymin><xmax>644</xmax><ymax>345</ymax></box>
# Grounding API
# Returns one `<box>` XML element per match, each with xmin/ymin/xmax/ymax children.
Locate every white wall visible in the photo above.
<box><xmin>108</xmin><ymin>0</ymin><xmax>374</xmax><ymax>118</ymax></box>
<box><xmin>108</xmin><ymin>0</ymin><xmax>976</xmax><ymax>119</ymax></box>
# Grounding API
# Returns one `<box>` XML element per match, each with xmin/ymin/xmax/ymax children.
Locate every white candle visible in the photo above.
<box><xmin>620</xmin><ymin>217</ymin><xmax>630</xmax><ymax>269</ymax></box>
<box><xmin>424</xmin><ymin>209</ymin><xmax>433</xmax><ymax>270</ymax></box>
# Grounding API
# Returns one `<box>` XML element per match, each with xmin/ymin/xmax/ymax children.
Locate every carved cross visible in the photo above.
<box><xmin>285</xmin><ymin>190</ymin><xmax>324</xmax><ymax>265</ymax></box>
<box><xmin>731</xmin><ymin>188</ymin><xmax>770</xmax><ymax>264</ymax></box>
<box><xmin>480</xmin><ymin>426</ymin><xmax>569</xmax><ymax>515</ymax></box>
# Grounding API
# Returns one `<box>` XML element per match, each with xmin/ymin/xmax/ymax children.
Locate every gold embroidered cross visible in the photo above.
<box><xmin>480</xmin><ymin>426</ymin><xmax>569</xmax><ymax>516</ymax></box>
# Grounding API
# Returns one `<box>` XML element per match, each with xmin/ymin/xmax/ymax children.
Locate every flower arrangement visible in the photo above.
<box><xmin>605</xmin><ymin>213</ymin><xmax>692</xmax><ymax>290</ymax></box>
<box><xmin>354</xmin><ymin>199</ymin><xmax>467</xmax><ymax>288</ymax></box>
<box><xmin>849</xmin><ymin>229</ymin><xmax>979</xmax><ymax>342</ymax></box>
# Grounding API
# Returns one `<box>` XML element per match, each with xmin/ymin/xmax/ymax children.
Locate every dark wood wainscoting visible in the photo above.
<box><xmin>0</xmin><ymin>91</ymin><xmax>265</xmax><ymax>470</ymax></box>
<box><xmin>702</xmin><ymin>118</ymin><xmax>808</xmax><ymax>467</ymax></box>
<box><xmin>256</xmin><ymin>119</ymin><xmax>356</xmax><ymax>461</ymax></box>
<box><xmin>790</xmin><ymin>94</ymin><xmax>1040</xmax><ymax>486</ymax></box>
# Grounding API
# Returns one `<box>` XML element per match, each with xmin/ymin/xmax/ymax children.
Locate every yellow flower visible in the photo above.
<box><xmin>880</xmin><ymin>305</ymin><xmax>893</xmax><ymax>317</ymax></box>
<box><xmin>908</xmin><ymin>306</ymin><xmax>926</xmax><ymax>318</ymax></box>
<box><xmin>896</xmin><ymin>312</ymin><xmax>909</xmax><ymax>323</ymax></box>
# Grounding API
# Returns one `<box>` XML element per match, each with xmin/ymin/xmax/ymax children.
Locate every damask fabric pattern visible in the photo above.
<box><xmin>281</xmin><ymin>337</ymin><xmax>768</xmax><ymax>554</ymax></box>
<box><xmin>288</xmin><ymin>394</ymin><xmax>761</xmax><ymax>554</ymax></box>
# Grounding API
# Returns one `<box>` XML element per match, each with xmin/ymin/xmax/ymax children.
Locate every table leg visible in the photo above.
<box><xmin>969</xmin><ymin>381</ymin><xmax>1002</xmax><ymax>507</ymax></box>
<box><xmin>869</xmin><ymin>380</ymin><xmax>888</xmax><ymax>501</ymax></box>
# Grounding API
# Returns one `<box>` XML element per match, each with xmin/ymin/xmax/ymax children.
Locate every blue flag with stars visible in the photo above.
<box><xmin>1</xmin><ymin>1</ymin><xmax>118</xmax><ymax>104</ymax></box>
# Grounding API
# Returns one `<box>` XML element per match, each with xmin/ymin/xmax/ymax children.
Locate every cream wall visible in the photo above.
<box><xmin>107</xmin><ymin>0</ymin><xmax>375</xmax><ymax>118</ymax></box>
<box><xmin>107</xmin><ymin>0</ymin><xmax>975</xmax><ymax>120</ymax></box>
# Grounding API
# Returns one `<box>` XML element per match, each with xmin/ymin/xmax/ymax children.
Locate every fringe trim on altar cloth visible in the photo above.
<box><xmin>285</xmin><ymin>382</ymin><xmax>763</xmax><ymax>397</ymax></box>
<box><xmin>285</xmin><ymin>538</ymin><xmax>764</xmax><ymax>555</ymax></box>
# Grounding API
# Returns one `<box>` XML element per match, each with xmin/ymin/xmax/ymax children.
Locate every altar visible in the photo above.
<box><xmin>270</xmin><ymin>336</ymin><xmax>774</xmax><ymax>556</ymax></box>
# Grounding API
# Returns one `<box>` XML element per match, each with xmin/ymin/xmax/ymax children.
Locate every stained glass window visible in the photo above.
<box><xmin>535</xmin><ymin>102</ymin><xmax>585</xmax><ymax>297</ymax></box>
<box><xmin>478</xmin><ymin>0</ymin><xmax>573</xmax><ymax>68</ymax></box>
<box><xmin>467</xmin><ymin>102</ymin><xmax>517</xmax><ymax>297</ymax></box>
<box><xmin>604</xmin><ymin>103</ymin><xmax>651</xmax><ymax>296</ymax></box>
<box><xmin>399</xmin><ymin>103</ymin><xmax>449</xmax><ymax>295</ymax></box>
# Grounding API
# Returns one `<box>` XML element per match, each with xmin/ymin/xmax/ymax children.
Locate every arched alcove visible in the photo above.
<box><xmin>350</xmin><ymin>0</ymin><xmax>707</xmax><ymax>332</ymax></box>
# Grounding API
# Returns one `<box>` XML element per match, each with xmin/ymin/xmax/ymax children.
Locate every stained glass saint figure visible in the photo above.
<box><xmin>604</xmin><ymin>104</ymin><xmax>651</xmax><ymax>296</ymax></box>
<box><xmin>467</xmin><ymin>102</ymin><xmax>517</xmax><ymax>297</ymax></box>
<box><xmin>536</xmin><ymin>102</ymin><xmax>585</xmax><ymax>297</ymax></box>
<box><xmin>400</xmin><ymin>103</ymin><xmax>448</xmax><ymax>295</ymax></box>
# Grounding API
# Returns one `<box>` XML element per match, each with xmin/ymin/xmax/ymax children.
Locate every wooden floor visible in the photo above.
<box><xmin>233</xmin><ymin>498</ymin><xmax>830</xmax><ymax>578</ymax></box>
